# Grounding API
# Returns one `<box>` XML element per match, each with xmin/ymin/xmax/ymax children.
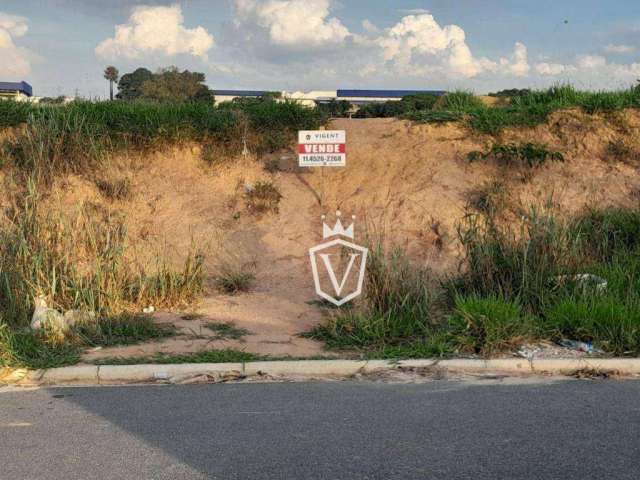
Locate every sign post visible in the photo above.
<box><xmin>298</xmin><ymin>130</ymin><xmax>346</xmax><ymax>167</ymax></box>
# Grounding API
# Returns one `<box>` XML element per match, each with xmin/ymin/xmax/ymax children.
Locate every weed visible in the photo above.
<box><xmin>95</xmin><ymin>173</ymin><xmax>132</xmax><ymax>200</ymax></box>
<box><xmin>570</xmin><ymin>208</ymin><xmax>640</xmax><ymax>261</ymax></box>
<box><xmin>244</xmin><ymin>181</ymin><xmax>282</xmax><ymax>214</ymax></box>
<box><xmin>467</xmin><ymin>143</ymin><xmax>564</xmax><ymax>168</ymax></box>
<box><xmin>465</xmin><ymin>180</ymin><xmax>506</xmax><ymax>214</ymax></box>
<box><xmin>1</xmin><ymin>99</ymin><xmax>325</xmax><ymax>183</ymax></box>
<box><xmin>544</xmin><ymin>295</ymin><xmax>640</xmax><ymax>356</ymax></box>
<box><xmin>205</xmin><ymin>321</ymin><xmax>250</xmax><ymax>340</ymax></box>
<box><xmin>437</xmin><ymin>91</ymin><xmax>485</xmax><ymax>111</ymax></box>
<box><xmin>181</xmin><ymin>313</ymin><xmax>205</xmax><ymax>321</ymax></box>
<box><xmin>215</xmin><ymin>261</ymin><xmax>255</xmax><ymax>294</ymax></box>
<box><xmin>0</xmin><ymin>324</ymin><xmax>81</xmax><ymax>369</ymax></box>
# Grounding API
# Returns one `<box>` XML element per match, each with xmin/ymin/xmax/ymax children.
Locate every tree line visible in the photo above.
<box><xmin>103</xmin><ymin>66</ymin><xmax>214</xmax><ymax>103</ymax></box>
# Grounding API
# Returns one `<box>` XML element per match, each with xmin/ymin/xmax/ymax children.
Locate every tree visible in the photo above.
<box><xmin>140</xmin><ymin>67</ymin><xmax>214</xmax><ymax>103</ymax></box>
<box><xmin>103</xmin><ymin>66</ymin><xmax>119</xmax><ymax>101</ymax></box>
<box><xmin>116</xmin><ymin>67</ymin><xmax>154</xmax><ymax>101</ymax></box>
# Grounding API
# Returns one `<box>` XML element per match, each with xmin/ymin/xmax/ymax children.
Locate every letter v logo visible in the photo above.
<box><xmin>318</xmin><ymin>253</ymin><xmax>360</xmax><ymax>296</ymax></box>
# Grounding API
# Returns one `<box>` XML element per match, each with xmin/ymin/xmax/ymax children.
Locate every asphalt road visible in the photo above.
<box><xmin>1</xmin><ymin>378</ymin><xmax>640</xmax><ymax>479</ymax></box>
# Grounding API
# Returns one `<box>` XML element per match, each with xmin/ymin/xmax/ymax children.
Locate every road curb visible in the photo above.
<box><xmin>3</xmin><ymin>357</ymin><xmax>639</xmax><ymax>387</ymax></box>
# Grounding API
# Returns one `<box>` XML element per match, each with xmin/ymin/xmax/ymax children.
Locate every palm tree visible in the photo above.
<box><xmin>103</xmin><ymin>66</ymin><xmax>119</xmax><ymax>101</ymax></box>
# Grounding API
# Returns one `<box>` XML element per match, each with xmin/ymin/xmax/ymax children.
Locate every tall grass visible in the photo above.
<box><xmin>406</xmin><ymin>84</ymin><xmax>640</xmax><ymax>134</ymax></box>
<box><xmin>1</xmin><ymin>99</ymin><xmax>325</xmax><ymax>181</ymax></box>
<box><xmin>306</xmin><ymin>241</ymin><xmax>434</xmax><ymax>349</ymax></box>
<box><xmin>450</xmin><ymin>206</ymin><xmax>640</xmax><ymax>355</ymax></box>
<box><xmin>0</xmin><ymin>179</ymin><xmax>204</xmax><ymax>327</ymax></box>
<box><xmin>450</xmin><ymin>207</ymin><xmax>583</xmax><ymax>314</ymax></box>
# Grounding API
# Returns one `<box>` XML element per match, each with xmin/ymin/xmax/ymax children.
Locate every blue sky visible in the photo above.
<box><xmin>1</xmin><ymin>0</ymin><xmax>639</xmax><ymax>98</ymax></box>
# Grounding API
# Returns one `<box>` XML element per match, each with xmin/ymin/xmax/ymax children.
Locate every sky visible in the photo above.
<box><xmin>1</xmin><ymin>0</ymin><xmax>639</xmax><ymax>98</ymax></box>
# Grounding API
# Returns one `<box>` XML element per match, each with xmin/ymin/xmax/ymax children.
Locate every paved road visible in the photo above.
<box><xmin>1</xmin><ymin>379</ymin><xmax>640</xmax><ymax>479</ymax></box>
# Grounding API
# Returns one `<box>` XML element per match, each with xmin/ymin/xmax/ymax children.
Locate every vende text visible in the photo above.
<box><xmin>299</xmin><ymin>144</ymin><xmax>346</xmax><ymax>154</ymax></box>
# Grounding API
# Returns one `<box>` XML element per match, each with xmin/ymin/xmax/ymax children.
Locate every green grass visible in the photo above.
<box><xmin>306</xmin><ymin>204</ymin><xmax>640</xmax><ymax>359</ymax></box>
<box><xmin>0</xmin><ymin>314</ymin><xmax>176</xmax><ymax>369</ymax></box>
<box><xmin>405</xmin><ymin>84</ymin><xmax>640</xmax><ymax>134</ymax></box>
<box><xmin>75</xmin><ymin>314</ymin><xmax>176</xmax><ymax>347</ymax></box>
<box><xmin>205</xmin><ymin>321</ymin><xmax>250</xmax><ymax>340</ymax></box>
<box><xmin>0</xmin><ymin>99</ymin><xmax>325</xmax><ymax>181</ymax></box>
<box><xmin>570</xmin><ymin>208</ymin><xmax>640</xmax><ymax>261</ymax></box>
<box><xmin>305</xmin><ymin>242</ymin><xmax>433</xmax><ymax>351</ymax></box>
<box><xmin>91</xmin><ymin>349</ymin><xmax>262</xmax><ymax>365</ymax></box>
<box><xmin>449</xmin><ymin>207</ymin><xmax>583</xmax><ymax>314</ymax></box>
<box><xmin>467</xmin><ymin>143</ymin><xmax>564</xmax><ymax>168</ymax></box>
<box><xmin>448</xmin><ymin>295</ymin><xmax>538</xmax><ymax>355</ymax></box>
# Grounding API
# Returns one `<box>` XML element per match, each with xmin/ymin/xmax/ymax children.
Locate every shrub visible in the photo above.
<box><xmin>405</xmin><ymin>110</ymin><xmax>463</xmax><ymax>123</ymax></box>
<box><xmin>448</xmin><ymin>295</ymin><xmax>537</xmax><ymax>354</ymax></box>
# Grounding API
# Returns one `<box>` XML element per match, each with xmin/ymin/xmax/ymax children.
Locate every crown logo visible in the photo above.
<box><xmin>322</xmin><ymin>211</ymin><xmax>355</xmax><ymax>239</ymax></box>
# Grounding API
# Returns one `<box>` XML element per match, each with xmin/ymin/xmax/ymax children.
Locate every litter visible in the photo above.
<box><xmin>555</xmin><ymin>274</ymin><xmax>608</xmax><ymax>292</ymax></box>
<box><xmin>558</xmin><ymin>339</ymin><xmax>602</xmax><ymax>354</ymax></box>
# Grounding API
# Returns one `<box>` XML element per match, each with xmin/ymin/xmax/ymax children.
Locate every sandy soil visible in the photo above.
<box><xmin>35</xmin><ymin>113</ymin><xmax>640</xmax><ymax>362</ymax></box>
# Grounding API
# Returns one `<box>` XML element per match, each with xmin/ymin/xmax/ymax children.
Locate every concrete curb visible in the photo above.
<box><xmin>2</xmin><ymin>357</ymin><xmax>639</xmax><ymax>387</ymax></box>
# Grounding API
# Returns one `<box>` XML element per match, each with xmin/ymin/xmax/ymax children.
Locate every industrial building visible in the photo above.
<box><xmin>213</xmin><ymin>89</ymin><xmax>447</xmax><ymax>107</ymax></box>
<box><xmin>0</xmin><ymin>81</ymin><xmax>33</xmax><ymax>101</ymax></box>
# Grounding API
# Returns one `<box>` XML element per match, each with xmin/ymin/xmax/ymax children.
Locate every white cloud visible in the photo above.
<box><xmin>0</xmin><ymin>12</ymin><xmax>31</xmax><ymax>78</ymax></box>
<box><xmin>377</xmin><ymin>14</ymin><xmax>489</xmax><ymax>77</ymax></box>
<box><xmin>576</xmin><ymin>54</ymin><xmax>607</xmax><ymax>69</ymax></box>
<box><xmin>233</xmin><ymin>0</ymin><xmax>350</xmax><ymax>49</ymax></box>
<box><xmin>505</xmin><ymin>42</ymin><xmax>530</xmax><ymax>76</ymax></box>
<box><xmin>399</xmin><ymin>9</ymin><xmax>431</xmax><ymax>15</ymax></box>
<box><xmin>375</xmin><ymin>14</ymin><xmax>531</xmax><ymax>79</ymax></box>
<box><xmin>361</xmin><ymin>19</ymin><xmax>379</xmax><ymax>35</ymax></box>
<box><xmin>95</xmin><ymin>4</ymin><xmax>214</xmax><ymax>60</ymax></box>
<box><xmin>604</xmin><ymin>44</ymin><xmax>635</xmax><ymax>54</ymax></box>
<box><xmin>535</xmin><ymin>62</ymin><xmax>572</xmax><ymax>76</ymax></box>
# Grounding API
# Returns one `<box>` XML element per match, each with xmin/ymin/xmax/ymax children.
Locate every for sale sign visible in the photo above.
<box><xmin>298</xmin><ymin>130</ymin><xmax>346</xmax><ymax>167</ymax></box>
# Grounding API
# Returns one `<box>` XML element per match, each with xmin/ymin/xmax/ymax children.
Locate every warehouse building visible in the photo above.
<box><xmin>0</xmin><ymin>81</ymin><xmax>33</xmax><ymax>101</ymax></box>
<box><xmin>213</xmin><ymin>89</ymin><xmax>447</xmax><ymax>107</ymax></box>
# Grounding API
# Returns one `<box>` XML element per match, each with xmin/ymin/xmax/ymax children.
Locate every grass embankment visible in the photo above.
<box><xmin>309</xmin><ymin>204</ymin><xmax>640</xmax><ymax>359</ymax></box>
<box><xmin>358</xmin><ymin>85</ymin><xmax>640</xmax><ymax>134</ymax></box>
<box><xmin>0</xmin><ymin>99</ymin><xmax>324</xmax><ymax>369</ymax></box>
